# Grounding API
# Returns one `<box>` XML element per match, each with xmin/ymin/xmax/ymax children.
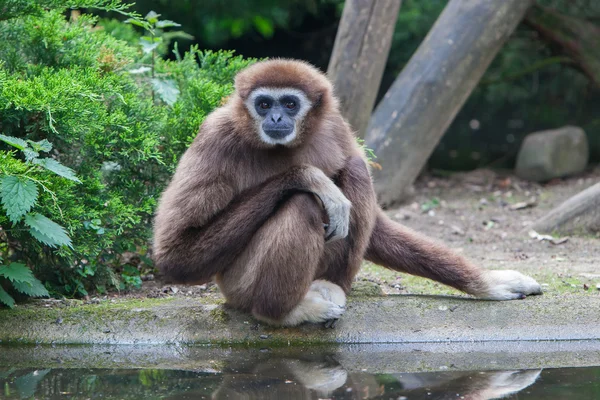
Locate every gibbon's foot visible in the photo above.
<box><xmin>478</xmin><ymin>270</ymin><xmax>542</xmax><ymax>300</ymax></box>
<box><xmin>323</xmin><ymin>318</ymin><xmax>338</xmax><ymax>329</ymax></box>
<box><xmin>277</xmin><ymin>280</ymin><xmax>346</xmax><ymax>327</ymax></box>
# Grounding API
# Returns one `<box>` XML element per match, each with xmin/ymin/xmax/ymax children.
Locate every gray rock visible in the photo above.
<box><xmin>515</xmin><ymin>126</ymin><xmax>588</xmax><ymax>182</ymax></box>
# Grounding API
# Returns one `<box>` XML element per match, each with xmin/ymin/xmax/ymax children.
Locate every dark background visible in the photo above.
<box><xmin>106</xmin><ymin>0</ymin><xmax>600</xmax><ymax>171</ymax></box>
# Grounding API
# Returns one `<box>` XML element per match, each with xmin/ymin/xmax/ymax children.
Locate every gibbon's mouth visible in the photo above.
<box><xmin>264</xmin><ymin>129</ymin><xmax>294</xmax><ymax>139</ymax></box>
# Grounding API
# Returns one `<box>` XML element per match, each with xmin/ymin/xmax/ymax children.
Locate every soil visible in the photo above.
<box><xmin>89</xmin><ymin>166</ymin><xmax>600</xmax><ymax>303</ymax></box>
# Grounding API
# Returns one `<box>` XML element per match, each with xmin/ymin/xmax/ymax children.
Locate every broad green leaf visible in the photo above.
<box><xmin>25</xmin><ymin>213</ymin><xmax>73</xmax><ymax>249</ymax></box>
<box><xmin>151</xmin><ymin>78</ymin><xmax>180</xmax><ymax>106</ymax></box>
<box><xmin>162</xmin><ymin>31</ymin><xmax>194</xmax><ymax>41</ymax></box>
<box><xmin>140</xmin><ymin>37</ymin><xmax>161</xmax><ymax>54</ymax></box>
<box><xmin>124</xmin><ymin>18</ymin><xmax>148</xmax><ymax>28</ymax></box>
<box><xmin>12</xmin><ymin>279</ymin><xmax>49</xmax><ymax>298</ymax></box>
<box><xmin>23</xmin><ymin>148</ymin><xmax>39</xmax><ymax>162</ymax></box>
<box><xmin>128</xmin><ymin>66</ymin><xmax>151</xmax><ymax>74</ymax></box>
<box><xmin>32</xmin><ymin>158</ymin><xmax>81</xmax><ymax>183</ymax></box>
<box><xmin>28</xmin><ymin>139</ymin><xmax>52</xmax><ymax>153</ymax></box>
<box><xmin>155</xmin><ymin>20</ymin><xmax>181</xmax><ymax>28</ymax></box>
<box><xmin>145</xmin><ymin>11</ymin><xmax>160</xmax><ymax>24</ymax></box>
<box><xmin>0</xmin><ymin>263</ymin><xmax>34</xmax><ymax>283</ymax></box>
<box><xmin>0</xmin><ymin>176</ymin><xmax>38</xmax><ymax>223</ymax></box>
<box><xmin>0</xmin><ymin>134</ymin><xmax>28</xmax><ymax>151</ymax></box>
<box><xmin>0</xmin><ymin>286</ymin><xmax>15</xmax><ymax>308</ymax></box>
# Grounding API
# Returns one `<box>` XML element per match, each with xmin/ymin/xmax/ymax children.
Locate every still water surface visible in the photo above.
<box><xmin>2</xmin><ymin>364</ymin><xmax>599</xmax><ymax>399</ymax></box>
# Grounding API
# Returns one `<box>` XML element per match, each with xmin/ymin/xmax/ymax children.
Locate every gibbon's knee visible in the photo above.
<box><xmin>279</xmin><ymin>192</ymin><xmax>326</xmax><ymax>234</ymax></box>
<box><xmin>246</xmin><ymin>193</ymin><xmax>327</xmax><ymax>321</ymax></box>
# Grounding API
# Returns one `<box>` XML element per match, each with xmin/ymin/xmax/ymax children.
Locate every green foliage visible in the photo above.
<box><xmin>0</xmin><ymin>176</ymin><xmax>38</xmax><ymax>223</ymax></box>
<box><xmin>0</xmin><ymin>1</ymin><xmax>255</xmax><ymax>305</ymax></box>
<box><xmin>0</xmin><ymin>135</ymin><xmax>76</xmax><ymax>249</ymax></box>
<box><xmin>0</xmin><ymin>262</ymin><xmax>49</xmax><ymax>308</ymax></box>
<box><xmin>1</xmin><ymin>0</ymin><xmax>144</xmax><ymax>21</ymax></box>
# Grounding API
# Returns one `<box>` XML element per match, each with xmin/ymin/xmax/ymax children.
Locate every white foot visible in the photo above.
<box><xmin>479</xmin><ymin>370</ymin><xmax>541</xmax><ymax>399</ymax></box>
<box><xmin>278</xmin><ymin>280</ymin><xmax>346</xmax><ymax>326</ymax></box>
<box><xmin>478</xmin><ymin>270</ymin><xmax>542</xmax><ymax>300</ymax></box>
<box><xmin>287</xmin><ymin>361</ymin><xmax>348</xmax><ymax>396</ymax></box>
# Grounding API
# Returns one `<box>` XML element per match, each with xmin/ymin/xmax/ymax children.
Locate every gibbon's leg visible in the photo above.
<box><xmin>318</xmin><ymin>156</ymin><xmax>377</xmax><ymax>292</ymax></box>
<box><xmin>366</xmin><ymin>212</ymin><xmax>542</xmax><ymax>300</ymax></box>
<box><xmin>216</xmin><ymin>193</ymin><xmax>346</xmax><ymax>326</ymax></box>
<box><xmin>155</xmin><ymin>165</ymin><xmax>349</xmax><ymax>286</ymax></box>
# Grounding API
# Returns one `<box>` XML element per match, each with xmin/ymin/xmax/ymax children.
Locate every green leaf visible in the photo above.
<box><xmin>32</xmin><ymin>158</ymin><xmax>81</xmax><ymax>183</ymax></box>
<box><xmin>0</xmin><ymin>176</ymin><xmax>38</xmax><ymax>223</ymax></box>
<box><xmin>155</xmin><ymin>20</ymin><xmax>181</xmax><ymax>28</ymax></box>
<box><xmin>0</xmin><ymin>134</ymin><xmax>28</xmax><ymax>151</ymax></box>
<box><xmin>140</xmin><ymin>37</ymin><xmax>161</xmax><ymax>54</ymax></box>
<box><xmin>23</xmin><ymin>148</ymin><xmax>39</xmax><ymax>162</ymax></box>
<box><xmin>12</xmin><ymin>279</ymin><xmax>49</xmax><ymax>298</ymax></box>
<box><xmin>28</xmin><ymin>139</ymin><xmax>52</xmax><ymax>153</ymax></box>
<box><xmin>151</xmin><ymin>78</ymin><xmax>180</xmax><ymax>106</ymax></box>
<box><xmin>124</xmin><ymin>18</ymin><xmax>148</xmax><ymax>28</ymax></box>
<box><xmin>161</xmin><ymin>31</ymin><xmax>194</xmax><ymax>42</ymax></box>
<box><xmin>145</xmin><ymin>11</ymin><xmax>160</xmax><ymax>24</ymax></box>
<box><xmin>0</xmin><ymin>286</ymin><xmax>15</xmax><ymax>308</ymax></box>
<box><xmin>24</xmin><ymin>213</ymin><xmax>73</xmax><ymax>249</ymax></box>
<box><xmin>0</xmin><ymin>263</ymin><xmax>34</xmax><ymax>283</ymax></box>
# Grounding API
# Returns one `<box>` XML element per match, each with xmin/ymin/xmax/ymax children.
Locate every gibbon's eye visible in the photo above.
<box><xmin>259</xmin><ymin>101</ymin><xmax>271</xmax><ymax>110</ymax></box>
<box><xmin>285</xmin><ymin>101</ymin><xmax>296</xmax><ymax>110</ymax></box>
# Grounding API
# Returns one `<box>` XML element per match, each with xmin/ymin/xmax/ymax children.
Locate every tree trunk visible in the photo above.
<box><xmin>327</xmin><ymin>0</ymin><xmax>401</xmax><ymax>138</ymax></box>
<box><xmin>529</xmin><ymin>182</ymin><xmax>600</xmax><ymax>235</ymax></box>
<box><xmin>525</xmin><ymin>4</ymin><xmax>600</xmax><ymax>88</ymax></box>
<box><xmin>365</xmin><ymin>0</ymin><xmax>533</xmax><ymax>206</ymax></box>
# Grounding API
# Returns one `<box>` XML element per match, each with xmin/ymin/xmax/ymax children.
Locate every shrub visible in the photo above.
<box><xmin>0</xmin><ymin>0</ymin><xmax>255</xmax><ymax>306</ymax></box>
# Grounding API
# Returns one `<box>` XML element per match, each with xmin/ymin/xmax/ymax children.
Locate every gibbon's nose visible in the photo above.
<box><xmin>271</xmin><ymin>113</ymin><xmax>282</xmax><ymax>123</ymax></box>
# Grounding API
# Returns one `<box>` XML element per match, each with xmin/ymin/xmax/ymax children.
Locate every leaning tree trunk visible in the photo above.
<box><xmin>365</xmin><ymin>0</ymin><xmax>533</xmax><ymax>206</ymax></box>
<box><xmin>530</xmin><ymin>182</ymin><xmax>600</xmax><ymax>235</ymax></box>
<box><xmin>327</xmin><ymin>0</ymin><xmax>401</xmax><ymax>138</ymax></box>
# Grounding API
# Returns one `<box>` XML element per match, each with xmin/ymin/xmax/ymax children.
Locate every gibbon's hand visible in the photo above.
<box><xmin>304</xmin><ymin>166</ymin><xmax>351</xmax><ymax>243</ymax></box>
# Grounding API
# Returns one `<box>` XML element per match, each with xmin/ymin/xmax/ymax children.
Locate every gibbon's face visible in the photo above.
<box><xmin>245</xmin><ymin>87</ymin><xmax>312</xmax><ymax>146</ymax></box>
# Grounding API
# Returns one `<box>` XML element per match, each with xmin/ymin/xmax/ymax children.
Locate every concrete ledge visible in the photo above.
<box><xmin>1</xmin><ymin>294</ymin><xmax>599</xmax><ymax>345</ymax></box>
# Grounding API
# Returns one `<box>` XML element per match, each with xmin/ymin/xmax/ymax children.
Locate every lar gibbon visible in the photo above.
<box><xmin>153</xmin><ymin>59</ymin><xmax>541</xmax><ymax>326</ymax></box>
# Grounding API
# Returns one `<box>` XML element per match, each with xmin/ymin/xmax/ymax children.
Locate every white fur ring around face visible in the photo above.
<box><xmin>480</xmin><ymin>270</ymin><xmax>542</xmax><ymax>300</ymax></box>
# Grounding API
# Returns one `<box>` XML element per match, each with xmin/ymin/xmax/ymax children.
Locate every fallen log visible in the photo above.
<box><xmin>530</xmin><ymin>182</ymin><xmax>600</xmax><ymax>235</ymax></box>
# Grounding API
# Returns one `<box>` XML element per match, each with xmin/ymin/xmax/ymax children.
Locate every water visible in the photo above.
<box><xmin>2</xmin><ymin>365</ymin><xmax>599</xmax><ymax>399</ymax></box>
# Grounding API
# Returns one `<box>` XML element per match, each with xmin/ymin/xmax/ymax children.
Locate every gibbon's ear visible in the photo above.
<box><xmin>313</xmin><ymin>92</ymin><xmax>324</xmax><ymax>108</ymax></box>
<box><xmin>233</xmin><ymin>73</ymin><xmax>252</xmax><ymax>100</ymax></box>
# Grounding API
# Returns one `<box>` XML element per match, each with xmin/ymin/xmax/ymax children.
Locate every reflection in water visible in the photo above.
<box><xmin>3</xmin><ymin>352</ymin><xmax>598</xmax><ymax>399</ymax></box>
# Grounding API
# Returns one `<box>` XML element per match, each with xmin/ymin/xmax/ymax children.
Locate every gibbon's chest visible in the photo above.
<box><xmin>232</xmin><ymin>139</ymin><xmax>347</xmax><ymax>193</ymax></box>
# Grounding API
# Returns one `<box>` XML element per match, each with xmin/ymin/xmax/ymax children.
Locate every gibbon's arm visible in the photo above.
<box><xmin>334</xmin><ymin>155</ymin><xmax>377</xmax><ymax>226</ymax></box>
<box><xmin>154</xmin><ymin>165</ymin><xmax>349</xmax><ymax>284</ymax></box>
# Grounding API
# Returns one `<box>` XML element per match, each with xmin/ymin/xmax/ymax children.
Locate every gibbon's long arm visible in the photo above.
<box><xmin>155</xmin><ymin>165</ymin><xmax>343</xmax><ymax>285</ymax></box>
<box><xmin>318</xmin><ymin>154</ymin><xmax>377</xmax><ymax>291</ymax></box>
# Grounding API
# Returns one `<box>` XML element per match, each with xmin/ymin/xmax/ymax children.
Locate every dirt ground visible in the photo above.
<box><xmin>110</xmin><ymin>166</ymin><xmax>600</xmax><ymax>302</ymax></box>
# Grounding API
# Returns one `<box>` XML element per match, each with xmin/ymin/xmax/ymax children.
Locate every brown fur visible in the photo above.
<box><xmin>153</xmin><ymin>59</ymin><xmax>508</xmax><ymax>323</ymax></box>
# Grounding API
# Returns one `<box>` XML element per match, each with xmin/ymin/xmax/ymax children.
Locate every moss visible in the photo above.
<box><xmin>209</xmin><ymin>306</ymin><xmax>230</xmax><ymax>323</ymax></box>
<box><xmin>351</xmin><ymin>281</ymin><xmax>385</xmax><ymax>297</ymax></box>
